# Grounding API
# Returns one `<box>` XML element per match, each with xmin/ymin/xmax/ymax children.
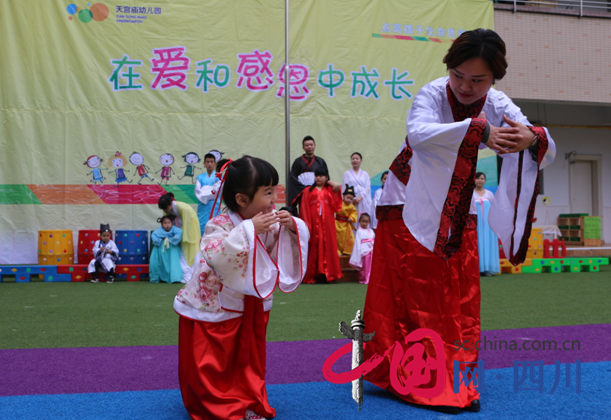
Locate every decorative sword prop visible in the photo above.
<box><xmin>339</xmin><ymin>310</ymin><xmax>376</xmax><ymax>412</ymax></box>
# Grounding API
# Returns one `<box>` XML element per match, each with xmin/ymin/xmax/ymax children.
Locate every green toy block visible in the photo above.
<box><xmin>521</xmin><ymin>265</ymin><xmax>542</xmax><ymax>274</ymax></box>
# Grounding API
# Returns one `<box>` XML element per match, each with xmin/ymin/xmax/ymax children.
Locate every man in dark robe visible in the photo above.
<box><xmin>288</xmin><ymin>135</ymin><xmax>329</xmax><ymax>206</ymax></box>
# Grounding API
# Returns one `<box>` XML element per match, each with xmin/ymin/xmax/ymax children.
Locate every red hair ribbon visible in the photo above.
<box><xmin>209</xmin><ymin>159</ymin><xmax>233</xmax><ymax>219</ymax></box>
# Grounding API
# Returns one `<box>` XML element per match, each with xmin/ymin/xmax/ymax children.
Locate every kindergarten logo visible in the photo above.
<box><xmin>66</xmin><ymin>3</ymin><xmax>109</xmax><ymax>23</ymax></box>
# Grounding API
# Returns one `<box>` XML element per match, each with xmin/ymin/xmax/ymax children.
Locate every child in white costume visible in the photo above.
<box><xmin>88</xmin><ymin>224</ymin><xmax>119</xmax><ymax>283</ymax></box>
<box><xmin>349</xmin><ymin>213</ymin><xmax>375</xmax><ymax>284</ymax></box>
<box><xmin>174</xmin><ymin>156</ymin><xmax>309</xmax><ymax>420</ymax></box>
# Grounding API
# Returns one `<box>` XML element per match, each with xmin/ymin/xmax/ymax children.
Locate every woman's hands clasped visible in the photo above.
<box><xmin>479</xmin><ymin>112</ymin><xmax>536</xmax><ymax>154</ymax></box>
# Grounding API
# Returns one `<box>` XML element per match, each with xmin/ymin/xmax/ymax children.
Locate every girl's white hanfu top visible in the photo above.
<box><xmin>349</xmin><ymin>227</ymin><xmax>375</xmax><ymax>269</ymax></box>
<box><xmin>174</xmin><ymin>210</ymin><xmax>310</xmax><ymax>323</ymax></box>
<box><xmin>379</xmin><ymin>76</ymin><xmax>556</xmax><ymax>264</ymax></box>
<box><xmin>370</xmin><ymin>187</ymin><xmax>384</xmax><ymax>229</ymax></box>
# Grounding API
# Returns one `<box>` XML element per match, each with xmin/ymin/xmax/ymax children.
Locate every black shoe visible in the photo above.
<box><xmin>464</xmin><ymin>399</ymin><xmax>481</xmax><ymax>412</ymax></box>
<box><xmin>431</xmin><ymin>405</ymin><xmax>460</xmax><ymax>415</ymax></box>
<box><xmin>408</xmin><ymin>402</ymin><xmax>460</xmax><ymax>415</ymax></box>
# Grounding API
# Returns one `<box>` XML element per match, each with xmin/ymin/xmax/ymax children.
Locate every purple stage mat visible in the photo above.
<box><xmin>1</xmin><ymin>324</ymin><xmax>609</xmax><ymax>396</ymax></box>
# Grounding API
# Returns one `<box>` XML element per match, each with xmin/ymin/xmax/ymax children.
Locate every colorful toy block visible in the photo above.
<box><xmin>0</xmin><ymin>265</ymin><xmax>71</xmax><ymax>283</ymax></box>
<box><xmin>500</xmin><ymin>258</ymin><xmax>532</xmax><ymax>274</ymax></box>
<box><xmin>56</xmin><ymin>264</ymin><xmax>149</xmax><ymax>282</ymax></box>
<box><xmin>533</xmin><ymin>257</ymin><xmax>608</xmax><ymax>274</ymax></box>
<box><xmin>499</xmin><ymin>256</ymin><xmax>608</xmax><ymax>275</ymax></box>
<box><xmin>544</xmin><ymin>238</ymin><xmax>567</xmax><ymax>258</ymax></box>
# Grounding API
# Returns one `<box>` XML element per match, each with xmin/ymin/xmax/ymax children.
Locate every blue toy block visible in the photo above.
<box><xmin>44</xmin><ymin>272</ymin><xmax>72</xmax><ymax>282</ymax></box>
<box><xmin>15</xmin><ymin>274</ymin><xmax>32</xmax><ymax>283</ymax></box>
<box><xmin>0</xmin><ymin>265</ymin><xmax>63</xmax><ymax>283</ymax></box>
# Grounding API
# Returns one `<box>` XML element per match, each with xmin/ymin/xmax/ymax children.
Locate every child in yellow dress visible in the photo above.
<box><xmin>335</xmin><ymin>185</ymin><xmax>357</xmax><ymax>255</ymax></box>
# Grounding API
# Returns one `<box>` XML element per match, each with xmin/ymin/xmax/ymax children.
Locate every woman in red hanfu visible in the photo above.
<box><xmin>297</xmin><ymin>167</ymin><xmax>343</xmax><ymax>283</ymax></box>
<box><xmin>363</xmin><ymin>29</ymin><xmax>556</xmax><ymax>414</ymax></box>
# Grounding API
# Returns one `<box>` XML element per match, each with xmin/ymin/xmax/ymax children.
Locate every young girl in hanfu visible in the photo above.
<box><xmin>349</xmin><ymin>213</ymin><xmax>375</xmax><ymax>284</ymax></box>
<box><xmin>173</xmin><ymin>156</ymin><xmax>309</xmax><ymax>420</ymax></box>
<box><xmin>335</xmin><ymin>185</ymin><xmax>357</xmax><ymax>255</ymax></box>
<box><xmin>298</xmin><ymin>167</ymin><xmax>343</xmax><ymax>284</ymax></box>
<box><xmin>150</xmin><ymin>215</ymin><xmax>183</xmax><ymax>284</ymax></box>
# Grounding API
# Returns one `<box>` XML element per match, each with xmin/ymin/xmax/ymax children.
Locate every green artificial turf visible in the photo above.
<box><xmin>0</xmin><ymin>266</ymin><xmax>609</xmax><ymax>349</ymax></box>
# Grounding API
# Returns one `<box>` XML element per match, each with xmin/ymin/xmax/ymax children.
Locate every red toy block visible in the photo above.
<box><xmin>57</xmin><ymin>264</ymin><xmax>149</xmax><ymax>282</ymax></box>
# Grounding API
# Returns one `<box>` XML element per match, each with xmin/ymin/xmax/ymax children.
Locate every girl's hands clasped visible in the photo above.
<box><xmin>277</xmin><ymin>210</ymin><xmax>296</xmax><ymax>233</ymax></box>
<box><xmin>252</xmin><ymin>212</ymin><xmax>278</xmax><ymax>233</ymax></box>
<box><xmin>252</xmin><ymin>210</ymin><xmax>296</xmax><ymax>233</ymax></box>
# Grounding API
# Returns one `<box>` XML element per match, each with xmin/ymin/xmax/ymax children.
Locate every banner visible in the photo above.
<box><xmin>0</xmin><ymin>0</ymin><xmax>493</xmax><ymax>263</ymax></box>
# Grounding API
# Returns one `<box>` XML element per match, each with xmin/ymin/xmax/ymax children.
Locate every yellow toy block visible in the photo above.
<box><xmin>499</xmin><ymin>258</ymin><xmax>532</xmax><ymax>274</ymax></box>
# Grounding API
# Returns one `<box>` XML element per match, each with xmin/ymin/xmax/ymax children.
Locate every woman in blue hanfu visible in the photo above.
<box><xmin>472</xmin><ymin>172</ymin><xmax>500</xmax><ymax>276</ymax></box>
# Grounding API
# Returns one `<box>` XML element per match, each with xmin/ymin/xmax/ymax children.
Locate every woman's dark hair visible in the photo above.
<box><xmin>443</xmin><ymin>28</ymin><xmax>507</xmax><ymax>81</ymax></box>
<box><xmin>223</xmin><ymin>156</ymin><xmax>279</xmax><ymax>212</ymax></box>
<box><xmin>158</xmin><ymin>192</ymin><xmax>175</xmax><ymax>210</ymax></box>
<box><xmin>381</xmin><ymin>170</ymin><xmax>389</xmax><ymax>178</ymax></box>
<box><xmin>359</xmin><ymin>213</ymin><xmax>371</xmax><ymax>222</ymax></box>
<box><xmin>310</xmin><ymin>166</ymin><xmax>330</xmax><ymax>191</ymax></box>
<box><xmin>351</xmin><ymin>152</ymin><xmax>363</xmax><ymax>160</ymax></box>
<box><xmin>475</xmin><ymin>172</ymin><xmax>486</xmax><ymax>179</ymax></box>
<box><xmin>157</xmin><ymin>215</ymin><xmax>175</xmax><ymax>225</ymax></box>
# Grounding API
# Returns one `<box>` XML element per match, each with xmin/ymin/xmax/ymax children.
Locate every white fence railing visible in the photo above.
<box><xmin>496</xmin><ymin>0</ymin><xmax>611</xmax><ymax>16</ymax></box>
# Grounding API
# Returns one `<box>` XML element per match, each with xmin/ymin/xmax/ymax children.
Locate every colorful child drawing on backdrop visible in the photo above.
<box><xmin>109</xmin><ymin>151</ymin><xmax>132</xmax><ymax>186</ymax></box>
<box><xmin>84</xmin><ymin>155</ymin><xmax>106</xmax><ymax>184</ymax></box>
<box><xmin>129</xmin><ymin>152</ymin><xmax>156</xmax><ymax>184</ymax></box>
<box><xmin>178</xmin><ymin>152</ymin><xmax>201</xmax><ymax>184</ymax></box>
<box><xmin>156</xmin><ymin>153</ymin><xmax>175</xmax><ymax>186</ymax></box>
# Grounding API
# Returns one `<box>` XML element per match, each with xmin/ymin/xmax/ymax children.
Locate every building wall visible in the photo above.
<box><xmin>515</xmin><ymin>101</ymin><xmax>611</xmax><ymax>243</ymax></box>
<box><xmin>492</xmin><ymin>9</ymin><xmax>611</xmax><ymax>244</ymax></box>
<box><xmin>531</xmin><ymin>125</ymin><xmax>611</xmax><ymax>244</ymax></box>
<box><xmin>494</xmin><ymin>9</ymin><xmax>611</xmax><ymax>104</ymax></box>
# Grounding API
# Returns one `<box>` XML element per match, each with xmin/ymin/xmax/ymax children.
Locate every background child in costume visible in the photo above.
<box><xmin>158</xmin><ymin>192</ymin><xmax>201</xmax><ymax>283</ymax></box>
<box><xmin>349</xmin><ymin>213</ymin><xmax>375</xmax><ymax>284</ymax></box>
<box><xmin>150</xmin><ymin>215</ymin><xmax>183</xmax><ymax>284</ymax></box>
<box><xmin>173</xmin><ymin>156</ymin><xmax>309</xmax><ymax>420</ymax></box>
<box><xmin>370</xmin><ymin>170</ymin><xmax>388</xmax><ymax>229</ymax></box>
<box><xmin>472</xmin><ymin>172</ymin><xmax>500</xmax><ymax>276</ymax></box>
<box><xmin>335</xmin><ymin>185</ymin><xmax>357</xmax><ymax>255</ymax></box>
<box><xmin>297</xmin><ymin>166</ymin><xmax>343</xmax><ymax>284</ymax></box>
<box><xmin>88</xmin><ymin>224</ymin><xmax>119</xmax><ymax>283</ymax></box>
<box><xmin>194</xmin><ymin>153</ymin><xmax>222</xmax><ymax>234</ymax></box>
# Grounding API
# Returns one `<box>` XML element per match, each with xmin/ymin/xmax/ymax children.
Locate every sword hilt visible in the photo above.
<box><xmin>351</xmin><ymin>318</ymin><xmax>365</xmax><ymax>330</ymax></box>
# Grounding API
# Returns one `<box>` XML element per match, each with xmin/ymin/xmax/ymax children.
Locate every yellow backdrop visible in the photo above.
<box><xmin>0</xmin><ymin>0</ymin><xmax>493</xmax><ymax>263</ymax></box>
